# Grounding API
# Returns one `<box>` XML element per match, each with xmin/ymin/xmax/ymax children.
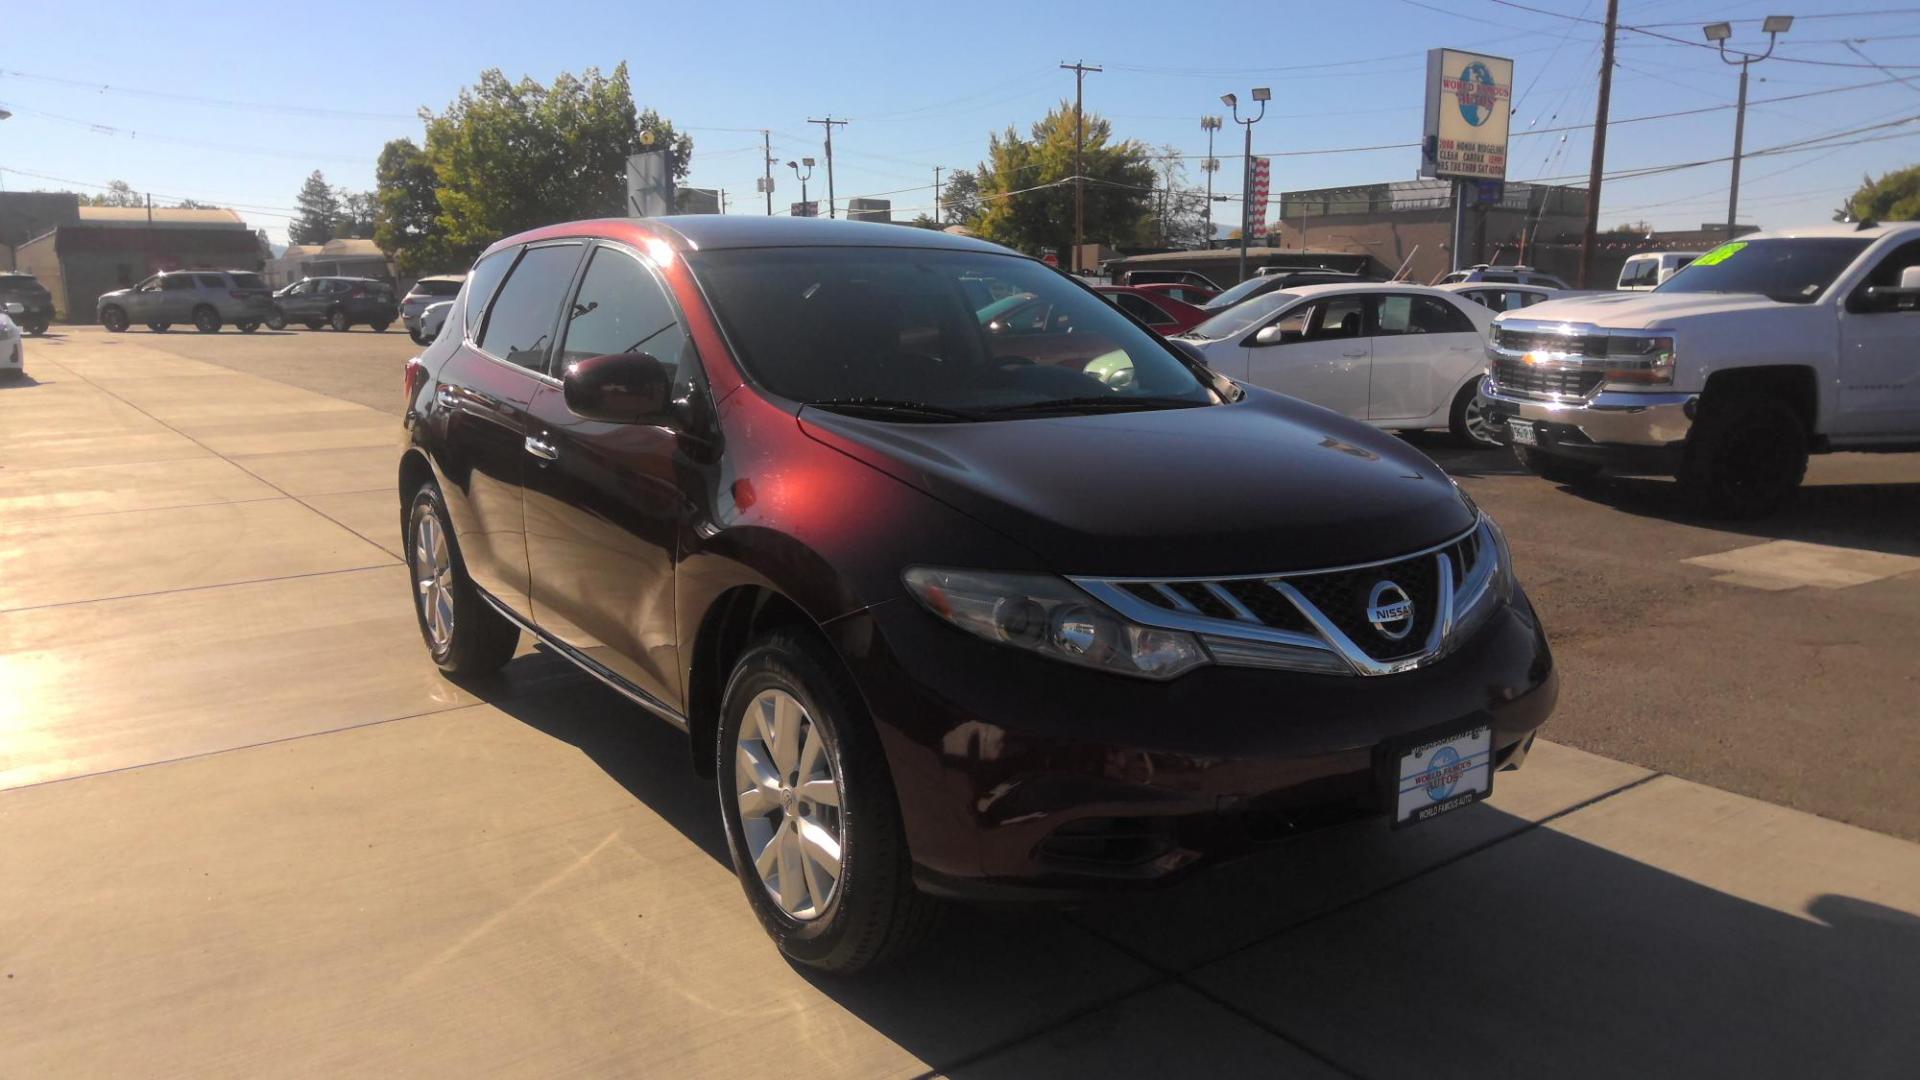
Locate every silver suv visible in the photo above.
<box><xmin>96</xmin><ymin>270</ymin><xmax>276</xmax><ymax>334</ymax></box>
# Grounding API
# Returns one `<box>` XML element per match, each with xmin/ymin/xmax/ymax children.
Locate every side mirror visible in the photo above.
<box><xmin>562</xmin><ymin>352</ymin><xmax>672</xmax><ymax>425</ymax></box>
<box><xmin>1254</xmin><ymin>325</ymin><xmax>1286</xmax><ymax>346</ymax></box>
<box><xmin>1864</xmin><ymin>266</ymin><xmax>1920</xmax><ymax>310</ymax></box>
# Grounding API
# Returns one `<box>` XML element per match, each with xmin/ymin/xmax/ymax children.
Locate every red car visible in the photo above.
<box><xmin>1092</xmin><ymin>284</ymin><xmax>1210</xmax><ymax>333</ymax></box>
<box><xmin>1133</xmin><ymin>281</ymin><xmax>1219</xmax><ymax>307</ymax></box>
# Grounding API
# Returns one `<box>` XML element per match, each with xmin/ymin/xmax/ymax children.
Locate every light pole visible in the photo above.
<box><xmin>1200</xmin><ymin>115</ymin><xmax>1222</xmax><ymax>247</ymax></box>
<box><xmin>788</xmin><ymin>158</ymin><xmax>815</xmax><ymax>217</ymax></box>
<box><xmin>1222</xmin><ymin>88</ymin><xmax>1270</xmax><ymax>283</ymax></box>
<box><xmin>1705</xmin><ymin>15</ymin><xmax>1793</xmax><ymax>237</ymax></box>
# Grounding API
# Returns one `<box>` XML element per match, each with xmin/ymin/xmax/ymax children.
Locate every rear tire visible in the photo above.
<box><xmin>717</xmin><ymin>630</ymin><xmax>939</xmax><ymax>974</ymax></box>
<box><xmin>304</xmin><ymin>320</ymin><xmax>324</xmax><ymax>331</ymax></box>
<box><xmin>146</xmin><ymin>322</ymin><xmax>172</xmax><ymax>333</ymax></box>
<box><xmin>1514</xmin><ymin>444</ymin><xmax>1601</xmax><ymax>485</ymax></box>
<box><xmin>410</xmin><ymin>329</ymin><xmax>430</xmax><ymax>346</ymax></box>
<box><xmin>22</xmin><ymin>318</ymin><xmax>48</xmax><ymax>336</ymax></box>
<box><xmin>100</xmin><ymin>306</ymin><xmax>129</xmax><ymax>333</ymax></box>
<box><xmin>329</xmin><ymin>309</ymin><xmax>351</xmax><ymax>332</ymax></box>
<box><xmin>405</xmin><ymin>483</ymin><xmax>520</xmax><ymax>676</ymax></box>
<box><xmin>370</xmin><ymin>321</ymin><xmax>391</xmax><ymax>333</ymax></box>
<box><xmin>236</xmin><ymin>321</ymin><xmax>260</xmax><ymax>333</ymax></box>
<box><xmin>1679</xmin><ymin>394</ymin><xmax>1808</xmax><ymax>519</ymax></box>
<box><xmin>192</xmin><ymin>306</ymin><xmax>222</xmax><ymax>333</ymax></box>
<box><xmin>1449</xmin><ymin>380</ymin><xmax>1500</xmax><ymax>447</ymax></box>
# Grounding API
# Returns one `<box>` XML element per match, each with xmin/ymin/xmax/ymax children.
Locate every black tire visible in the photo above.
<box><xmin>266</xmin><ymin>307</ymin><xmax>288</xmax><ymax>331</ymax></box>
<box><xmin>192</xmin><ymin>306</ymin><xmax>222</xmax><ymax>333</ymax></box>
<box><xmin>1679</xmin><ymin>394</ymin><xmax>1808</xmax><ymax>519</ymax></box>
<box><xmin>1513</xmin><ymin>444</ymin><xmax>1602</xmax><ymax>485</ymax></box>
<box><xmin>1448</xmin><ymin>380</ymin><xmax>1501</xmax><ymax>448</ymax></box>
<box><xmin>146</xmin><ymin>322</ymin><xmax>172</xmax><ymax>333</ymax></box>
<box><xmin>370</xmin><ymin>321</ymin><xmax>391</xmax><ymax>333</ymax></box>
<box><xmin>404</xmin><ymin>483</ymin><xmax>520</xmax><ymax>676</ymax></box>
<box><xmin>236</xmin><ymin>321</ymin><xmax>260</xmax><ymax>334</ymax></box>
<box><xmin>100</xmin><ymin>305</ymin><xmax>129</xmax><ymax>333</ymax></box>
<box><xmin>22</xmin><ymin>318</ymin><xmax>48</xmax><ymax>336</ymax></box>
<box><xmin>304</xmin><ymin>320</ymin><xmax>324</xmax><ymax>331</ymax></box>
<box><xmin>329</xmin><ymin>309</ymin><xmax>351</xmax><ymax>332</ymax></box>
<box><xmin>717</xmin><ymin>630</ymin><xmax>939</xmax><ymax>974</ymax></box>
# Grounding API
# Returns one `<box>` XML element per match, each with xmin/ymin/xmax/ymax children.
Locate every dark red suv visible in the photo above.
<box><xmin>399</xmin><ymin>216</ymin><xmax>1557</xmax><ymax>972</ymax></box>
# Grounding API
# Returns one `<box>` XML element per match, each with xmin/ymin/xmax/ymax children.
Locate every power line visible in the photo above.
<box><xmin>0</xmin><ymin>68</ymin><xmax>417</xmax><ymax>121</ymax></box>
<box><xmin>1484</xmin><ymin>0</ymin><xmax>1920</xmax><ymax>69</ymax></box>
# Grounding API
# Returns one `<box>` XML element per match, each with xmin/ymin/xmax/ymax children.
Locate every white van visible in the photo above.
<box><xmin>1617</xmin><ymin>251</ymin><xmax>1702</xmax><ymax>291</ymax></box>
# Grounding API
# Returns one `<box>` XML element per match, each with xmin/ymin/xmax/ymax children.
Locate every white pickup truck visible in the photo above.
<box><xmin>1482</xmin><ymin>222</ymin><xmax>1920</xmax><ymax>517</ymax></box>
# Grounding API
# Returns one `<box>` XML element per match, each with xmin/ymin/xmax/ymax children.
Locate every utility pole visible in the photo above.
<box><xmin>807</xmin><ymin>116</ymin><xmax>847</xmax><ymax>219</ymax></box>
<box><xmin>933</xmin><ymin>166</ymin><xmax>944</xmax><ymax>227</ymax></box>
<box><xmin>762</xmin><ymin>130</ymin><xmax>775</xmax><ymax>216</ymax></box>
<box><xmin>1578</xmin><ymin>0</ymin><xmax>1619</xmax><ymax>289</ymax></box>
<box><xmin>719</xmin><ymin>189</ymin><xmax>728</xmax><ymax>215</ymax></box>
<box><xmin>1061</xmin><ymin>61</ymin><xmax>1101</xmax><ymax>272</ymax></box>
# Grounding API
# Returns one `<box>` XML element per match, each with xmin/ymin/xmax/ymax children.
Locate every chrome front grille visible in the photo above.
<box><xmin>1491</xmin><ymin>358</ymin><xmax>1605</xmax><ymax>400</ymax></box>
<box><xmin>1074</xmin><ymin>521</ymin><xmax>1501</xmax><ymax>677</ymax></box>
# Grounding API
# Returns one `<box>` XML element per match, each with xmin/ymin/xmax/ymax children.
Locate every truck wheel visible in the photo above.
<box><xmin>1680</xmin><ymin>395</ymin><xmax>1807</xmax><ymax>519</ymax></box>
<box><xmin>1513</xmin><ymin>444</ymin><xmax>1601</xmax><ymax>485</ymax></box>
<box><xmin>192</xmin><ymin>306</ymin><xmax>222</xmax><ymax>333</ymax></box>
<box><xmin>101</xmin><ymin>306</ymin><xmax>129</xmax><ymax>333</ymax></box>
<box><xmin>1449</xmin><ymin>381</ymin><xmax>1501</xmax><ymax>447</ymax></box>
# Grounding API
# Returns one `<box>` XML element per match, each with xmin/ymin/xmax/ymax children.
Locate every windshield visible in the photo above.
<box><xmin>1185</xmin><ymin>291</ymin><xmax>1297</xmax><ymax>341</ymax></box>
<box><xmin>691</xmin><ymin>247</ymin><xmax>1218</xmax><ymax>419</ymax></box>
<box><xmin>1654</xmin><ymin>238</ymin><xmax>1871</xmax><ymax>303</ymax></box>
<box><xmin>1199</xmin><ymin>275</ymin><xmax>1278</xmax><ymax>310</ymax></box>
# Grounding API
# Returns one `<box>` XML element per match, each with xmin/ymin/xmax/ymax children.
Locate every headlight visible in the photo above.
<box><xmin>902</xmin><ymin>567</ymin><xmax>1208</xmax><ymax>680</ymax></box>
<box><xmin>1449</xmin><ymin>515</ymin><xmax>1515</xmax><ymax>646</ymax></box>
<box><xmin>1601</xmin><ymin>334</ymin><xmax>1675</xmax><ymax>388</ymax></box>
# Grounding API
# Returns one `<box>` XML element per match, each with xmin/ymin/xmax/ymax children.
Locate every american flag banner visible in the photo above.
<box><xmin>1249</xmin><ymin>158</ymin><xmax>1272</xmax><ymax>239</ymax></box>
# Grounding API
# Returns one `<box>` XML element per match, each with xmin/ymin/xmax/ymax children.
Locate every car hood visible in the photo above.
<box><xmin>797</xmin><ymin>390</ymin><xmax>1475</xmax><ymax>578</ymax></box>
<box><xmin>97</xmin><ymin>288</ymin><xmax>133</xmax><ymax>302</ymax></box>
<box><xmin>1511</xmin><ymin>291</ymin><xmax>1794</xmax><ymax>329</ymax></box>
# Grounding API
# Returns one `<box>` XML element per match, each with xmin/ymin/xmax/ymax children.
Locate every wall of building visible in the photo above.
<box><xmin>0</xmin><ymin>193</ymin><xmax>81</xmax><ymax>271</ymax></box>
<box><xmin>12</xmin><ymin>234</ymin><xmax>65</xmax><ymax>314</ymax></box>
<box><xmin>31</xmin><ymin>227</ymin><xmax>261</xmax><ymax>319</ymax></box>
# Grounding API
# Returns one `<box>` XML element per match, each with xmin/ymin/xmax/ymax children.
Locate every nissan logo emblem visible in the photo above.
<box><xmin>1366</xmin><ymin>580</ymin><xmax>1415</xmax><ymax>641</ymax></box>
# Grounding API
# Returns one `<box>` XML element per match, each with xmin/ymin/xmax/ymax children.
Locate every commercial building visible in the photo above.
<box><xmin>1271</xmin><ymin>179</ymin><xmax>1590</xmax><ymax>284</ymax></box>
<box><xmin>13</xmin><ymin>206</ymin><xmax>263</xmax><ymax>320</ymax></box>
<box><xmin>0</xmin><ymin>192</ymin><xmax>84</xmax><ymax>272</ymax></box>
<box><xmin>265</xmin><ymin>238</ymin><xmax>390</xmax><ymax>288</ymax></box>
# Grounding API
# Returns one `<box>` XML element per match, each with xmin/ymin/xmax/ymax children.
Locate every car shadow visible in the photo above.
<box><xmin>1398</xmin><ymin>432</ymin><xmax>1528</xmax><ymax>478</ymax></box>
<box><xmin>1560</xmin><ymin>474</ymin><xmax>1920</xmax><ymax>557</ymax></box>
<box><xmin>0</xmin><ymin>372</ymin><xmax>42</xmax><ymax>388</ymax></box>
<box><xmin>466</xmin><ymin>654</ymin><xmax>1920</xmax><ymax>1076</ymax></box>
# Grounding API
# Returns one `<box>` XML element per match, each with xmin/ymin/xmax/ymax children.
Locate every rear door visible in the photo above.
<box><xmin>1242</xmin><ymin>293</ymin><xmax>1372</xmax><ymax>419</ymax></box>
<box><xmin>1367</xmin><ymin>292</ymin><xmax>1486</xmax><ymax>422</ymax></box>
<box><xmin>428</xmin><ymin>242</ymin><xmax>584</xmax><ymax>613</ymax></box>
<box><xmin>523</xmin><ymin>242</ymin><xmax>696</xmax><ymax>707</ymax></box>
<box><xmin>159</xmin><ymin>274</ymin><xmax>196</xmax><ymax>322</ymax></box>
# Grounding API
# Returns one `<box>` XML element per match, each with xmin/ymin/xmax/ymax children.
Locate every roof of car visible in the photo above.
<box><xmin>492</xmin><ymin>215</ymin><xmax>1020</xmax><ymax>258</ymax></box>
<box><xmin>1744</xmin><ymin>222</ymin><xmax>1920</xmax><ymax>241</ymax></box>
<box><xmin>1435</xmin><ymin>281</ymin><xmax>1554</xmax><ymax>293</ymax></box>
<box><xmin>1279</xmin><ymin>282</ymin><xmax>1451</xmax><ymax>299</ymax></box>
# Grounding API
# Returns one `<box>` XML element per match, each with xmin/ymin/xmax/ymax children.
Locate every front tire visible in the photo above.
<box><xmin>329</xmin><ymin>309</ymin><xmax>351</xmax><ymax>332</ymax></box>
<box><xmin>718</xmin><ymin>631</ymin><xmax>938</xmax><ymax>974</ymax></box>
<box><xmin>100</xmin><ymin>306</ymin><xmax>129</xmax><ymax>333</ymax></box>
<box><xmin>1449</xmin><ymin>380</ymin><xmax>1500</xmax><ymax>447</ymax></box>
<box><xmin>1514</xmin><ymin>444</ymin><xmax>1601</xmax><ymax>485</ymax></box>
<box><xmin>266</xmin><ymin>307</ymin><xmax>288</xmax><ymax>331</ymax></box>
<box><xmin>146</xmin><ymin>322</ymin><xmax>172</xmax><ymax>333</ymax></box>
<box><xmin>1679</xmin><ymin>394</ymin><xmax>1808</xmax><ymax>519</ymax></box>
<box><xmin>192</xmin><ymin>306</ymin><xmax>222</xmax><ymax>333</ymax></box>
<box><xmin>405</xmin><ymin>483</ymin><xmax>520</xmax><ymax>676</ymax></box>
<box><xmin>22</xmin><ymin>318</ymin><xmax>48</xmax><ymax>336</ymax></box>
<box><xmin>370</xmin><ymin>321</ymin><xmax>391</xmax><ymax>333</ymax></box>
<box><xmin>236</xmin><ymin>320</ymin><xmax>260</xmax><ymax>333</ymax></box>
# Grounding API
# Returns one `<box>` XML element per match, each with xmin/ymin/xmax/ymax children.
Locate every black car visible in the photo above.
<box><xmin>0</xmin><ymin>272</ymin><xmax>56</xmax><ymax>335</ymax></box>
<box><xmin>269</xmin><ymin>276</ymin><xmax>398</xmax><ymax>332</ymax></box>
<box><xmin>399</xmin><ymin>216</ymin><xmax>1557</xmax><ymax>973</ymax></box>
<box><xmin>1199</xmin><ymin>269</ymin><xmax>1372</xmax><ymax>312</ymax></box>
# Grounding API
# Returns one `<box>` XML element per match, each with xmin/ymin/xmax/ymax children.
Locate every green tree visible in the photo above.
<box><xmin>972</xmin><ymin>102</ymin><xmax>1156</xmax><ymax>258</ymax></box>
<box><xmin>291</xmin><ymin>170</ymin><xmax>340</xmax><ymax>244</ymax></box>
<box><xmin>422</xmin><ymin>64</ymin><xmax>692</xmax><ymax>265</ymax></box>
<box><xmin>1837</xmin><ymin>165</ymin><xmax>1920</xmax><ymax>222</ymax></box>
<box><xmin>373</xmin><ymin>138</ymin><xmax>450</xmax><ymax>276</ymax></box>
<box><xmin>173</xmin><ymin>198</ymin><xmax>218</xmax><ymax>210</ymax></box>
<box><xmin>335</xmin><ymin>191</ymin><xmax>377</xmax><ymax>239</ymax></box>
<box><xmin>78</xmin><ymin>180</ymin><xmax>143</xmax><ymax>208</ymax></box>
<box><xmin>940</xmin><ymin>168</ymin><xmax>981</xmax><ymax>227</ymax></box>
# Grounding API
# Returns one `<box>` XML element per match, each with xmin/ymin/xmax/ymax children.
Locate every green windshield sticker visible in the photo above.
<box><xmin>1692</xmin><ymin>242</ymin><xmax>1747</xmax><ymax>267</ymax></box>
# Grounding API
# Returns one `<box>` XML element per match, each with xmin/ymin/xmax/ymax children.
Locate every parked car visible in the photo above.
<box><xmin>1437</xmin><ymin>281</ymin><xmax>1560</xmax><ymax>312</ymax></box>
<box><xmin>403</xmin><ymin>274</ymin><xmax>465</xmax><ymax>343</ymax></box>
<box><xmin>0</xmin><ymin>272</ymin><xmax>55</xmax><ymax>335</ymax></box>
<box><xmin>1092</xmin><ymin>284</ymin><xmax>1210</xmax><ymax>333</ymax></box>
<box><xmin>1616</xmin><ymin>251</ymin><xmax>1702</xmax><ymax>292</ymax></box>
<box><xmin>96</xmin><ymin>270</ymin><xmax>275</xmax><ymax>333</ymax></box>
<box><xmin>418</xmin><ymin>299</ymin><xmax>453</xmax><ymax>343</ymax></box>
<box><xmin>399</xmin><ymin>216</ymin><xmax>1556</xmax><ymax>972</ymax></box>
<box><xmin>268</xmin><ymin>276</ymin><xmax>398</xmax><ymax>332</ymax></box>
<box><xmin>1177</xmin><ymin>282</ymin><xmax>1499</xmax><ymax>446</ymax></box>
<box><xmin>1439</xmin><ymin>264</ymin><xmax>1569</xmax><ymax>289</ymax></box>
<box><xmin>0</xmin><ymin>311</ymin><xmax>22</xmax><ymax>379</ymax></box>
<box><xmin>1198</xmin><ymin>269</ymin><xmax>1370</xmax><ymax>313</ymax></box>
<box><xmin>1119</xmin><ymin>268</ymin><xmax>1220</xmax><ymax>290</ymax></box>
<box><xmin>1483</xmin><ymin>223</ymin><xmax>1920</xmax><ymax>516</ymax></box>
<box><xmin>1133</xmin><ymin>281</ymin><xmax>1218</xmax><ymax>306</ymax></box>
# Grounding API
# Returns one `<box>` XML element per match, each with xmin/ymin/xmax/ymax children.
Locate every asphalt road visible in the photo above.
<box><xmin>70</xmin><ymin>323</ymin><xmax>1920</xmax><ymax>840</ymax></box>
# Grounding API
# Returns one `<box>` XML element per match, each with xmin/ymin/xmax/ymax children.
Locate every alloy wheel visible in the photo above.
<box><xmin>412</xmin><ymin>510</ymin><xmax>455</xmax><ymax>651</ymax></box>
<box><xmin>1462</xmin><ymin>395</ymin><xmax>1499</xmax><ymax>446</ymax></box>
<box><xmin>733</xmin><ymin>688</ymin><xmax>846</xmax><ymax>921</ymax></box>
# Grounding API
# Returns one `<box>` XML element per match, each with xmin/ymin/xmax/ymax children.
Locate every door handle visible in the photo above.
<box><xmin>524</xmin><ymin>435</ymin><xmax>560</xmax><ymax>462</ymax></box>
<box><xmin>1341</xmin><ymin>349</ymin><xmax>1367</xmax><ymax>359</ymax></box>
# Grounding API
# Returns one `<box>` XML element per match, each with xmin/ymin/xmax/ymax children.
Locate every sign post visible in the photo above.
<box><xmin>1421</xmin><ymin>49</ymin><xmax>1513</xmax><ymax>273</ymax></box>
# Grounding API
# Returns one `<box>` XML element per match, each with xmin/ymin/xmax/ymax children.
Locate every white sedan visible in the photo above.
<box><xmin>419</xmin><ymin>300</ymin><xmax>454</xmax><ymax>343</ymax></box>
<box><xmin>1175</xmin><ymin>282</ymin><xmax>1498</xmax><ymax>446</ymax></box>
<box><xmin>0</xmin><ymin>311</ymin><xmax>23</xmax><ymax>380</ymax></box>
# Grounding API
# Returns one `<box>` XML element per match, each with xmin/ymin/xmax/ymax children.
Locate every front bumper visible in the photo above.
<box><xmin>1483</xmin><ymin>380</ymin><xmax>1696</xmax><ymax>472</ymax></box>
<box><xmin>831</xmin><ymin>589</ymin><xmax>1557</xmax><ymax>899</ymax></box>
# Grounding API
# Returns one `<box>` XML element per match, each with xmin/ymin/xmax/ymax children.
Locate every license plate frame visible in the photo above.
<box><xmin>1508</xmin><ymin>418</ymin><xmax>1537</xmax><ymax>446</ymax></box>
<box><xmin>1381</xmin><ymin>723</ymin><xmax>1494</xmax><ymax>829</ymax></box>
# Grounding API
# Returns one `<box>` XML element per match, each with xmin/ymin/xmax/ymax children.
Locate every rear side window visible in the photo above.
<box><xmin>1377</xmin><ymin>294</ymin><xmax>1475</xmax><ymax>334</ymax></box>
<box><xmin>464</xmin><ymin>249</ymin><xmax>516</xmax><ymax>336</ymax></box>
<box><xmin>557</xmin><ymin>246</ymin><xmax>689</xmax><ymax>376</ymax></box>
<box><xmin>230</xmin><ymin>273</ymin><xmax>267</xmax><ymax>290</ymax></box>
<box><xmin>478</xmin><ymin>244</ymin><xmax>581</xmax><ymax>372</ymax></box>
<box><xmin>1112</xmin><ymin>292</ymin><xmax>1173</xmax><ymax>326</ymax></box>
<box><xmin>421</xmin><ymin>279</ymin><xmax>463</xmax><ymax>297</ymax></box>
<box><xmin>195</xmin><ymin>274</ymin><xmax>226</xmax><ymax>288</ymax></box>
<box><xmin>1619</xmin><ymin>259</ymin><xmax>1659</xmax><ymax>288</ymax></box>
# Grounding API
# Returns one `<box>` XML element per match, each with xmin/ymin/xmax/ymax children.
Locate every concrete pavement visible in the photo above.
<box><xmin>3</xmin><ymin>329</ymin><xmax>1918</xmax><ymax>1077</ymax></box>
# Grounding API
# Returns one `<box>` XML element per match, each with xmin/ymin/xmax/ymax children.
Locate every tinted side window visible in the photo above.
<box><xmin>195</xmin><ymin>274</ymin><xmax>226</xmax><ymax>288</ymax></box>
<box><xmin>464</xmin><ymin>248</ymin><xmax>518</xmax><ymax>336</ymax></box>
<box><xmin>162</xmin><ymin>276</ymin><xmax>194</xmax><ymax>291</ymax></box>
<box><xmin>1114</xmin><ymin>293</ymin><xmax>1173</xmax><ymax>325</ymax></box>
<box><xmin>478</xmin><ymin>245</ymin><xmax>582</xmax><ymax>371</ymax></box>
<box><xmin>1412</xmin><ymin>295</ymin><xmax>1476</xmax><ymax>333</ymax></box>
<box><xmin>558</xmin><ymin>246</ymin><xmax>689</xmax><ymax>376</ymax></box>
<box><xmin>1306</xmin><ymin>295</ymin><xmax>1366</xmax><ymax>340</ymax></box>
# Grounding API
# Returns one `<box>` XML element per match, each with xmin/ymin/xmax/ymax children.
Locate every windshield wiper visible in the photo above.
<box><xmin>802</xmin><ymin>398</ymin><xmax>984</xmax><ymax>422</ymax></box>
<box><xmin>982</xmin><ymin>395</ymin><xmax>1210</xmax><ymax>416</ymax></box>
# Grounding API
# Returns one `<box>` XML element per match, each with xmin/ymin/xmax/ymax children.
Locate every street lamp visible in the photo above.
<box><xmin>1224</xmin><ymin>88</ymin><xmax>1270</xmax><ymax>283</ymax></box>
<box><xmin>1200</xmin><ymin>116</ymin><xmax>1222</xmax><ymax>247</ymax></box>
<box><xmin>788</xmin><ymin>157</ymin><xmax>816</xmax><ymax>218</ymax></box>
<box><xmin>1705</xmin><ymin>15</ymin><xmax>1792</xmax><ymax>236</ymax></box>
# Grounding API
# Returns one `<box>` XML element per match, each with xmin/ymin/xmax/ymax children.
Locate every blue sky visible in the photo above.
<box><xmin>4</xmin><ymin>0</ymin><xmax>1917</xmax><ymax>245</ymax></box>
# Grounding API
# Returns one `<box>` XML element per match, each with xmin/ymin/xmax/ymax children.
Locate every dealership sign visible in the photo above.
<box><xmin>1421</xmin><ymin>48</ymin><xmax>1513</xmax><ymax>181</ymax></box>
<box><xmin>1249</xmin><ymin>157</ymin><xmax>1271</xmax><ymax>239</ymax></box>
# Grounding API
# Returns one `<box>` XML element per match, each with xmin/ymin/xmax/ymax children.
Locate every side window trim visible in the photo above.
<box><xmin>549</xmin><ymin>239</ymin><xmax>690</xmax><ymax>378</ymax></box>
<box><xmin>471</xmin><ymin>241</ymin><xmax>586</xmax><ymax>380</ymax></box>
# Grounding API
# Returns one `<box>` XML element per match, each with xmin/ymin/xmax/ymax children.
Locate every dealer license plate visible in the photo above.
<box><xmin>1507</xmin><ymin>419</ymin><xmax>1536</xmax><ymax>446</ymax></box>
<box><xmin>1393</xmin><ymin>726</ymin><xmax>1493</xmax><ymax>827</ymax></box>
